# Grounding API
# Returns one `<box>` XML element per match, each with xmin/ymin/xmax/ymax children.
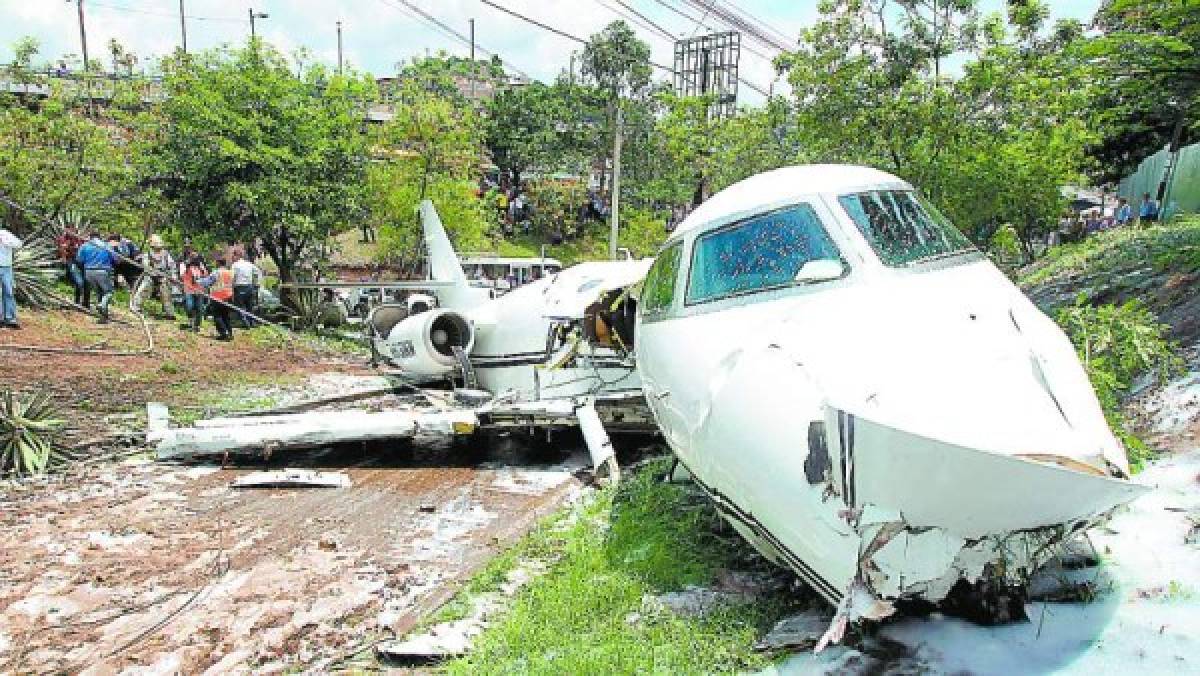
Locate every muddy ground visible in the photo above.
<box><xmin>0</xmin><ymin>442</ymin><xmax>588</xmax><ymax>673</ymax></box>
<box><xmin>0</xmin><ymin>310</ymin><xmax>594</xmax><ymax>673</ymax></box>
<box><xmin>0</xmin><ymin>309</ymin><xmax>365</xmax><ymax>442</ymax></box>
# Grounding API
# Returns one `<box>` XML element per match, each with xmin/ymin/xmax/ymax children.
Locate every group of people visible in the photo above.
<box><xmin>1054</xmin><ymin>192</ymin><xmax>1162</xmax><ymax>245</ymax></box>
<box><xmin>55</xmin><ymin>229</ymin><xmax>263</xmax><ymax>341</ymax></box>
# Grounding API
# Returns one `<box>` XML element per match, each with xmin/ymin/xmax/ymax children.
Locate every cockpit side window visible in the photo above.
<box><xmin>641</xmin><ymin>241</ymin><xmax>683</xmax><ymax>318</ymax></box>
<box><xmin>838</xmin><ymin>190</ymin><xmax>975</xmax><ymax>267</ymax></box>
<box><xmin>685</xmin><ymin>204</ymin><xmax>842</xmax><ymax>305</ymax></box>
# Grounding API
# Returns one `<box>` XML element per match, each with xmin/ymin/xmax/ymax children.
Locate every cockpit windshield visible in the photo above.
<box><xmin>838</xmin><ymin>190</ymin><xmax>975</xmax><ymax>267</ymax></box>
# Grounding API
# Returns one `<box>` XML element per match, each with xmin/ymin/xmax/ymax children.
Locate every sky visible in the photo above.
<box><xmin>2</xmin><ymin>0</ymin><xmax>1103</xmax><ymax>105</ymax></box>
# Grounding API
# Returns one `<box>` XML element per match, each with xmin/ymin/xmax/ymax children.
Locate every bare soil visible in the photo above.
<box><xmin>0</xmin><ymin>447</ymin><xmax>586</xmax><ymax>673</ymax></box>
<box><xmin>0</xmin><ymin>309</ymin><xmax>367</xmax><ymax>441</ymax></box>
<box><xmin>0</xmin><ymin>309</ymin><xmax>591</xmax><ymax>672</ymax></box>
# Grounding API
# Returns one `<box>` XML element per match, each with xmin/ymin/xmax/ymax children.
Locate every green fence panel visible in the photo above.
<box><xmin>1167</xmin><ymin>142</ymin><xmax>1200</xmax><ymax>216</ymax></box>
<box><xmin>1119</xmin><ymin>141</ymin><xmax>1200</xmax><ymax>217</ymax></box>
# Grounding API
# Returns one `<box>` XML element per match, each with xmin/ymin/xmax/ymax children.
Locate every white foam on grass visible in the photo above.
<box><xmin>771</xmin><ymin>448</ymin><xmax>1200</xmax><ymax>675</ymax></box>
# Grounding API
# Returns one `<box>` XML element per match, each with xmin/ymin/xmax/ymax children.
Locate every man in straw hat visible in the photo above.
<box><xmin>131</xmin><ymin>234</ymin><xmax>177</xmax><ymax>318</ymax></box>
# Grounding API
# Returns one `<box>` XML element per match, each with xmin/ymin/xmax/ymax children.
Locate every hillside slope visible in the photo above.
<box><xmin>1020</xmin><ymin>219</ymin><xmax>1200</xmax><ymax>346</ymax></box>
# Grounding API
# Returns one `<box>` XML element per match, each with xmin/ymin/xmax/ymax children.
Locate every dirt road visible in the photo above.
<box><xmin>0</xmin><ymin>444</ymin><xmax>587</xmax><ymax>673</ymax></box>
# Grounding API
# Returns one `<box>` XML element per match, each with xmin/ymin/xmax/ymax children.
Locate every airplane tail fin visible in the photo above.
<box><xmin>420</xmin><ymin>199</ymin><xmax>468</xmax><ymax>285</ymax></box>
<box><xmin>419</xmin><ymin>199</ymin><xmax>490</xmax><ymax>310</ymax></box>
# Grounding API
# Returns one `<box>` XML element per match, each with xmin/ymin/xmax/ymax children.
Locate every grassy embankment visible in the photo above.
<box><xmin>439</xmin><ymin>459</ymin><xmax>804</xmax><ymax>674</ymax></box>
<box><xmin>1018</xmin><ymin>218</ymin><xmax>1200</xmax><ymax>470</ymax></box>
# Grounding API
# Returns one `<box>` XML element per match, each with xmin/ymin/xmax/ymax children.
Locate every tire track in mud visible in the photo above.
<box><xmin>0</xmin><ymin>448</ymin><xmax>586</xmax><ymax>673</ymax></box>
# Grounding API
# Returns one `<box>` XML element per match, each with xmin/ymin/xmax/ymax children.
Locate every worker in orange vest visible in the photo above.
<box><xmin>198</xmin><ymin>256</ymin><xmax>236</xmax><ymax>341</ymax></box>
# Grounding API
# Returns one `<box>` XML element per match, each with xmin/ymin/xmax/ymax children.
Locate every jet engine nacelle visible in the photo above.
<box><xmin>382</xmin><ymin>309</ymin><xmax>474</xmax><ymax>378</ymax></box>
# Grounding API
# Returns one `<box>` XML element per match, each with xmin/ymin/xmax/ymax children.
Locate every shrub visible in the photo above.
<box><xmin>525</xmin><ymin>179</ymin><xmax>586</xmax><ymax>240</ymax></box>
<box><xmin>1056</xmin><ymin>299</ymin><xmax>1183</xmax><ymax>471</ymax></box>
<box><xmin>619</xmin><ymin>207</ymin><xmax>669</xmax><ymax>258</ymax></box>
<box><xmin>1</xmin><ymin>390</ymin><xmax>67</xmax><ymax>477</ymax></box>
<box><xmin>13</xmin><ymin>238</ymin><xmax>60</xmax><ymax>309</ymax></box>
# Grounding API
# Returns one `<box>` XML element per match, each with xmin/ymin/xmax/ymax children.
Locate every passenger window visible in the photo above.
<box><xmin>641</xmin><ymin>241</ymin><xmax>683</xmax><ymax>317</ymax></box>
<box><xmin>686</xmin><ymin>204</ymin><xmax>841</xmax><ymax>305</ymax></box>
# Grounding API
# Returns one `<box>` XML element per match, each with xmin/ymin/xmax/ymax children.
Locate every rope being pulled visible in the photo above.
<box><xmin>0</xmin><ymin>193</ymin><xmax>364</xmax><ymax>362</ymax></box>
<box><xmin>0</xmin><ymin>199</ymin><xmax>296</xmax><ymax>356</ymax></box>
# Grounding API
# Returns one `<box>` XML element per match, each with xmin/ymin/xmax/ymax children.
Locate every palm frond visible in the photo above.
<box><xmin>13</xmin><ymin>238</ymin><xmax>61</xmax><ymax>310</ymax></box>
<box><xmin>0</xmin><ymin>389</ymin><xmax>68</xmax><ymax>478</ymax></box>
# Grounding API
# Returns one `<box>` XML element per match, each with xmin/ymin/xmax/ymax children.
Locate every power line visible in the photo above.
<box><xmin>716</xmin><ymin>1</ymin><xmax>793</xmax><ymax>48</ymax></box>
<box><xmin>374</xmin><ymin>0</ymin><xmax>530</xmax><ymax>78</ymax></box>
<box><xmin>479</xmin><ymin>0</ymin><xmax>586</xmax><ymax>45</ymax></box>
<box><xmin>643</xmin><ymin>0</ymin><xmax>775</xmax><ymax>62</ymax></box>
<box><xmin>87</xmin><ymin>0</ymin><xmax>241</xmax><ymax>23</ymax></box>
<box><xmin>678</xmin><ymin>0</ymin><xmax>791</xmax><ymax>52</ymax></box>
<box><xmin>596</xmin><ymin>0</ymin><xmax>773</xmax><ymax>96</ymax></box>
<box><xmin>598</xmin><ymin>0</ymin><xmax>674</xmax><ymax>41</ymax></box>
<box><xmin>480</xmin><ymin>0</ymin><xmax>768</xmax><ymax>96</ymax></box>
<box><xmin>478</xmin><ymin>0</ymin><xmax>682</xmax><ymax>81</ymax></box>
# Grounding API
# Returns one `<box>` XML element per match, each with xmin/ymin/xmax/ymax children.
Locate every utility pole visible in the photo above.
<box><xmin>336</xmin><ymin>21</ymin><xmax>343</xmax><ymax>74</ymax></box>
<box><xmin>178</xmin><ymin>0</ymin><xmax>187</xmax><ymax>53</ymax></box>
<box><xmin>469</xmin><ymin>18</ymin><xmax>476</xmax><ymax>101</ymax></box>
<box><xmin>569</xmin><ymin>52</ymin><xmax>575</xmax><ymax>85</ymax></box>
<box><xmin>609</xmin><ymin>103</ymin><xmax>623</xmax><ymax>260</ymax></box>
<box><xmin>72</xmin><ymin>0</ymin><xmax>90</xmax><ymax>72</ymax></box>
<box><xmin>249</xmin><ymin>8</ymin><xmax>268</xmax><ymax>38</ymax></box>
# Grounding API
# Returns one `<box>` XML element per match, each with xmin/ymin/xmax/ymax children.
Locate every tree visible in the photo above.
<box><xmin>155</xmin><ymin>41</ymin><xmax>374</xmax><ymax>285</ymax></box>
<box><xmin>709</xmin><ymin>97</ymin><xmax>802</xmax><ymax>193</ymax></box>
<box><xmin>485</xmin><ymin>81</ymin><xmax>568</xmax><ymax>188</ymax></box>
<box><xmin>1085</xmin><ymin>0</ymin><xmax>1200</xmax><ymax>184</ymax></box>
<box><xmin>370</xmin><ymin>77</ymin><xmax>494</xmax><ymax>266</ymax></box>
<box><xmin>580</xmin><ymin>21</ymin><xmax>652</xmax><ymax>102</ymax></box>
<box><xmin>0</xmin><ymin>37</ymin><xmax>159</xmax><ymax>236</ymax></box>
<box><xmin>777</xmin><ymin>0</ymin><xmax>985</xmax><ymax>189</ymax></box>
<box><xmin>581</xmin><ymin>21</ymin><xmax>653</xmax><ymax>257</ymax></box>
<box><xmin>777</xmin><ymin>0</ymin><xmax>1093</xmax><ymax>253</ymax></box>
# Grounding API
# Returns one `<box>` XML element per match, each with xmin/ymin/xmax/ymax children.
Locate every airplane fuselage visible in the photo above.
<box><xmin>634</xmin><ymin>165</ymin><xmax>1146</xmax><ymax>611</ymax></box>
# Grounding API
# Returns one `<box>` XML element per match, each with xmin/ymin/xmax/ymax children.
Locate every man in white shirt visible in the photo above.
<box><xmin>231</xmin><ymin>250</ymin><xmax>263</xmax><ymax>327</ymax></box>
<box><xmin>0</xmin><ymin>226</ymin><xmax>23</xmax><ymax>329</ymax></box>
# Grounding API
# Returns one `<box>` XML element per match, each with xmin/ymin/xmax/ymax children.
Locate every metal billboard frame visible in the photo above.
<box><xmin>673</xmin><ymin>31</ymin><xmax>741</xmax><ymax>119</ymax></box>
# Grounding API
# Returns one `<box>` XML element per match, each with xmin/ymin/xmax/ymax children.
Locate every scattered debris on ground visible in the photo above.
<box><xmin>754</xmin><ymin>610</ymin><xmax>833</xmax><ymax>653</ymax></box>
<box><xmin>0</xmin><ymin>364</ymin><xmax>593</xmax><ymax>673</ymax></box>
<box><xmin>230</xmin><ymin>469</ymin><xmax>353</xmax><ymax>489</ymax></box>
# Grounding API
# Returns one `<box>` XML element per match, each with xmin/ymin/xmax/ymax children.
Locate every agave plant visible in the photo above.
<box><xmin>13</xmin><ymin>237</ymin><xmax>61</xmax><ymax>310</ymax></box>
<box><xmin>1</xmin><ymin>390</ymin><xmax>67</xmax><ymax>477</ymax></box>
<box><xmin>287</xmin><ymin>287</ymin><xmax>323</xmax><ymax>331</ymax></box>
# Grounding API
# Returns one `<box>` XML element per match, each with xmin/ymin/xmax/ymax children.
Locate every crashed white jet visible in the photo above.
<box><xmin>370</xmin><ymin>201</ymin><xmax>650</xmax><ymax>401</ymax></box>
<box><xmin>364</xmin><ymin>201</ymin><xmax>654</xmax><ymax>473</ymax></box>
<box><xmin>150</xmin><ymin>202</ymin><xmax>654</xmax><ymax>474</ymax></box>
<box><xmin>634</xmin><ymin>165</ymin><xmax>1148</xmax><ymax>629</ymax></box>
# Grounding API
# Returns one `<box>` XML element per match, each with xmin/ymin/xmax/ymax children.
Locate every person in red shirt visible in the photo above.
<box><xmin>180</xmin><ymin>253</ymin><xmax>209</xmax><ymax>333</ymax></box>
<box><xmin>56</xmin><ymin>229</ymin><xmax>89</xmax><ymax>308</ymax></box>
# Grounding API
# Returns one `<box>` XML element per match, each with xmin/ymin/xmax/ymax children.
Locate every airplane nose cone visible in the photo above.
<box><xmin>784</xmin><ymin>292</ymin><xmax>1128</xmax><ymax>478</ymax></box>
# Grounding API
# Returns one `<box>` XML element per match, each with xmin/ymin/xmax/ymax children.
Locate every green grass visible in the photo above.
<box><xmin>1056</xmin><ymin>300</ymin><xmax>1183</xmax><ymax>472</ymax></box>
<box><xmin>1020</xmin><ymin>217</ymin><xmax>1200</xmax><ymax>289</ymax></box>
<box><xmin>169</xmin><ymin>372</ymin><xmax>305</xmax><ymax>425</ymax></box>
<box><xmin>494</xmin><ymin>229</ymin><xmax>611</xmax><ymax>267</ymax></box>
<box><xmin>442</xmin><ymin>459</ymin><xmax>801</xmax><ymax>675</ymax></box>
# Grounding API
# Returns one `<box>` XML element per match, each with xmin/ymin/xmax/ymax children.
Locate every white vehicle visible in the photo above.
<box><xmin>460</xmin><ymin>254</ymin><xmax>563</xmax><ymax>291</ymax></box>
<box><xmin>634</xmin><ymin>165</ymin><xmax>1147</xmax><ymax>636</ymax></box>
